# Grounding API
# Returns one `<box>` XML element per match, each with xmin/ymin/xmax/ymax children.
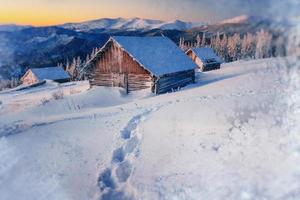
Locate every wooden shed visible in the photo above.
<box><xmin>21</xmin><ymin>67</ymin><xmax>70</xmax><ymax>85</ymax></box>
<box><xmin>186</xmin><ymin>48</ymin><xmax>223</xmax><ymax>72</ymax></box>
<box><xmin>82</xmin><ymin>36</ymin><xmax>197</xmax><ymax>94</ymax></box>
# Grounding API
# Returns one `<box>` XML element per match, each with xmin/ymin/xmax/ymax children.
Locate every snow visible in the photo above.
<box><xmin>61</xmin><ymin>17</ymin><xmax>205</xmax><ymax>32</ymax></box>
<box><xmin>190</xmin><ymin>47</ymin><xmax>223</xmax><ymax>64</ymax></box>
<box><xmin>219</xmin><ymin>15</ymin><xmax>265</xmax><ymax>25</ymax></box>
<box><xmin>0</xmin><ymin>80</ymin><xmax>90</xmax><ymax>114</ymax></box>
<box><xmin>0</xmin><ymin>57</ymin><xmax>299</xmax><ymax>200</ymax></box>
<box><xmin>29</xmin><ymin>67</ymin><xmax>70</xmax><ymax>81</ymax></box>
<box><xmin>112</xmin><ymin>36</ymin><xmax>197</xmax><ymax>76</ymax></box>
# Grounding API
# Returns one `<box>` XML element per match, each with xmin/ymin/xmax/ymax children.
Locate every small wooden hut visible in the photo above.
<box><xmin>82</xmin><ymin>36</ymin><xmax>197</xmax><ymax>94</ymax></box>
<box><xmin>21</xmin><ymin>67</ymin><xmax>70</xmax><ymax>85</ymax></box>
<box><xmin>186</xmin><ymin>48</ymin><xmax>223</xmax><ymax>72</ymax></box>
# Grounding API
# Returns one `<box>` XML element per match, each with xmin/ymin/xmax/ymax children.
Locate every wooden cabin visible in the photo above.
<box><xmin>82</xmin><ymin>36</ymin><xmax>197</xmax><ymax>94</ymax></box>
<box><xmin>186</xmin><ymin>48</ymin><xmax>223</xmax><ymax>72</ymax></box>
<box><xmin>21</xmin><ymin>67</ymin><xmax>70</xmax><ymax>85</ymax></box>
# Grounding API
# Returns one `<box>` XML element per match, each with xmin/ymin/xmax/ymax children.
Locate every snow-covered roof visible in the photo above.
<box><xmin>189</xmin><ymin>48</ymin><xmax>223</xmax><ymax>64</ymax></box>
<box><xmin>30</xmin><ymin>67</ymin><xmax>70</xmax><ymax>81</ymax></box>
<box><xmin>111</xmin><ymin>36</ymin><xmax>197</xmax><ymax>76</ymax></box>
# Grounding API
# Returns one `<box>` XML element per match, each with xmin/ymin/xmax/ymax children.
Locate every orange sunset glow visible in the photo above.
<box><xmin>0</xmin><ymin>0</ymin><xmax>298</xmax><ymax>26</ymax></box>
<box><xmin>0</xmin><ymin>1</ymin><xmax>134</xmax><ymax>26</ymax></box>
<box><xmin>0</xmin><ymin>0</ymin><xmax>227</xmax><ymax>26</ymax></box>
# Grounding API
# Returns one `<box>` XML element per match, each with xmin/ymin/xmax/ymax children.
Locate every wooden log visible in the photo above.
<box><xmin>156</xmin><ymin>70</ymin><xmax>195</xmax><ymax>94</ymax></box>
<box><xmin>158</xmin><ymin>78</ymin><xmax>193</xmax><ymax>92</ymax></box>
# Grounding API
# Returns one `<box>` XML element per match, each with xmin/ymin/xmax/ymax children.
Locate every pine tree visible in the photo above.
<box><xmin>214</xmin><ymin>32</ymin><xmax>222</xmax><ymax>55</ymax></box>
<box><xmin>286</xmin><ymin>25</ymin><xmax>300</xmax><ymax>56</ymax></box>
<box><xmin>65</xmin><ymin>59</ymin><xmax>70</xmax><ymax>71</ymax></box>
<box><xmin>255</xmin><ymin>29</ymin><xmax>273</xmax><ymax>59</ymax></box>
<box><xmin>90</xmin><ymin>48</ymin><xmax>96</xmax><ymax>58</ymax></box>
<box><xmin>196</xmin><ymin>34</ymin><xmax>201</xmax><ymax>47</ymax></box>
<box><xmin>227</xmin><ymin>33</ymin><xmax>241</xmax><ymax>61</ymax></box>
<box><xmin>220</xmin><ymin>34</ymin><xmax>228</xmax><ymax>61</ymax></box>
<box><xmin>179</xmin><ymin>37</ymin><xmax>185</xmax><ymax>49</ymax></box>
<box><xmin>85</xmin><ymin>54</ymin><xmax>90</xmax><ymax>64</ymax></box>
<box><xmin>274</xmin><ymin>35</ymin><xmax>286</xmax><ymax>57</ymax></box>
<box><xmin>201</xmin><ymin>32</ymin><xmax>206</xmax><ymax>46</ymax></box>
<box><xmin>74</xmin><ymin>56</ymin><xmax>82</xmax><ymax>80</ymax></box>
<box><xmin>57</xmin><ymin>63</ymin><xmax>63</xmax><ymax>68</ymax></box>
<box><xmin>66</xmin><ymin>58</ymin><xmax>77</xmax><ymax>80</ymax></box>
<box><xmin>241</xmin><ymin>33</ymin><xmax>255</xmax><ymax>59</ymax></box>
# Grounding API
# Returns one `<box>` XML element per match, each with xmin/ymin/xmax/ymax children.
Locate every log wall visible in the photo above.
<box><xmin>21</xmin><ymin>70</ymin><xmax>39</xmax><ymax>85</ymax></box>
<box><xmin>186</xmin><ymin>50</ymin><xmax>221</xmax><ymax>72</ymax></box>
<box><xmin>156</xmin><ymin>70</ymin><xmax>195</xmax><ymax>94</ymax></box>
<box><xmin>89</xmin><ymin>41</ymin><xmax>152</xmax><ymax>92</ymax></box>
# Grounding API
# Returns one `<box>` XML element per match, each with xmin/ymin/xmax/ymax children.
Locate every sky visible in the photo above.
<box><xmin>0</xmin><ymin>0</ymin><xmax>299</xmax><ymax>26</ymax></box>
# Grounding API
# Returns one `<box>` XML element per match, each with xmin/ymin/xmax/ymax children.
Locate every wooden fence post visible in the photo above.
<box><xmin>125</xmin><ymin>73</ymin><xmax>129</xmax><ymax>94</ymax></box>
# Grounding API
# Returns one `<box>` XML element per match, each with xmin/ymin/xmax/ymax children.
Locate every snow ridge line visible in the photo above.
<box><xmin>98</xmin><ymin>105</ymin><xmax>162</xmax><ymax>200</ymax></box>
<box><xmin>0</xmin><ymin>106</ymin><xmax>147</xmax><ymax>137</ymax></box>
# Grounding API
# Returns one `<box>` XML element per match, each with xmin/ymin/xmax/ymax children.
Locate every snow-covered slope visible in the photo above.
<box><xmin>219</xmin><ymin>15</ymin><xmax>267</xmax><ymax>24</ymax></box>
<box><xmin>0</xmin><ymin>58</ymin><xmax>299</xmax><ymax>200</ymax></box>
<box><xmin>61</xmin><ymin>17</ymin><xmax>205</xmax><ymax>31</ymax></box>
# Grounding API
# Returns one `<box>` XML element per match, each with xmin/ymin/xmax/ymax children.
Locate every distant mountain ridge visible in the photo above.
<box><xmin>0</xmin><ymin>15</ymin><xmax>285</xmax><ymax>80</ymax></box>
<box><xmin>0</xmin><ymin>15</ymin><xmax>269</xmax><ymax>32</ymax></box>
<box><xmin>0</xmin><ymin>24</ymin><xmax>31</xmax><ymax>32</ymax></box>
<box><xmin>60</xmin><ymin>17</ymin><xmax>206</xmax><ymax>31</ymax></box>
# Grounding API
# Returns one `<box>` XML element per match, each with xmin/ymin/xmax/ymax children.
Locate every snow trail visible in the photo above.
<box><xmin>0</xmin><ymin>58</ymin><xmax>299</xmax><ymax>199</ymax></box>
<box><xmin>98</xmin><ymin>106</ymin><xmax>162</xmax><ymax>200</ymax></box>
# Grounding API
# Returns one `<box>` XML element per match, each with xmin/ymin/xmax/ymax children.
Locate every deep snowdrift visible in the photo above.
<box><xmin>0</xmin><ymin>58</ymin><xmax>299</xmax><ymax>200</ymax></box>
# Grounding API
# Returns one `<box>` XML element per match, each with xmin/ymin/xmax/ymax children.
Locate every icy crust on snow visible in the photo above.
<box><xmin>0</xmin><ymin>58</ymin><xmax>299</xmax><ymax>200</ymax></box>
<box><xmin>112</xmin><ymin>36</ymin><xmax>197</xmax><ymax>76</ymax></box>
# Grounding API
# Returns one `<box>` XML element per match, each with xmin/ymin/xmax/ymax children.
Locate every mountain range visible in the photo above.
<box><xmin>60</xmin><ymin>17</ymin><xmax>206</xmax><ymax>32</ymax></box>
<box><xmin>0</xmin><ymin>15</ymin><xmax>285</xmax><ymax>80</ymax></box>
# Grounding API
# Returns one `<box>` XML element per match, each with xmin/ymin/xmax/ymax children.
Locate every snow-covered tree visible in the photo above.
<box><xmin>57</xmin><ymin>63</ymin><xmax>63</xmax><ymax>68</ymax></box>
<box><xmin>219</xmin><ymin>34</ymin><xmax>228</xmax><ymax>61</ymax></box>
<box><xmin>89</xmin><ymin>47</ymin><xmax>99</xmax><ymax>59</ymax></box>
<box><xmin>65</xmin><ymin>59</ymin><xmax>70</xmax><ymax>71</ymax></box>
<box><xmin>201</xmin><ymin>32</ymin><xmax>206</xmax><ymax>46</ymax></box>
<box><xmin>215</xmin><ymin>32</ymin><xmax>222</xmax><ymax>52</ymax></box>
<box><xmin>74</xmin><ymin>56</ymin><xmax>83</xmax><ymax>80</ymax></box>
<box><xmin>255</xmin><ymin>29</ymin><xmax>273</xmax><ymax>59</ymax></box>
<box><xmin>179</xmin><ymin>37</ymin><xmax>185</xmax><ymax>50</ymax></box>
<box><xmin>85</xmin><ymin>54</ymin><xmax>90</xmax><ymax>64</ymax></box>
<box><xmin>287</xmin><ymin>24</ymin><xmax>300</xmax><ymax>56</ymax></box>
<box><xmin>227</xmin><ymin>33</ymin><xmax>241</xmax><ymax>61</ymax></box>
<box><xmin>274</xmin><ymin>35</ymin><xmax>286</xmax><ymax>57</ymax></box>
<box><xmin>66</xmin><ymin>58</ymin><xmax>77</xmax><ymax>80</ymax></box>
<box><xmin>196</xmin><ymin>34</ymin><xmax>201</xmax><ymax>48</ymax></box>
<box><xmin>241</xmin><ymin>33</ymin><xmax>256</xmax><ymax>59</ymax></box>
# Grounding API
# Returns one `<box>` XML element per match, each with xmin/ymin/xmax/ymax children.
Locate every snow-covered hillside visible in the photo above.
<box><xmin>61</xmin><ymin>17</ymin><xmax>206</xmax><ymax>32</ymax></box>
<box><xmin>0</xmin><ymin>58</ymin><xmax>299</xmax><ymax>200</ymax></box>
<box><xmin>219</xmin><ymin>15</ymin><xmax>269</xmax><ymax>25</ymax></box>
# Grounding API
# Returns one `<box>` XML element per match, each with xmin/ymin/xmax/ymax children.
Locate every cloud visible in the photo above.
<box><xmin>147</xmin><ymin>0</ymin><xmax>300</xmax><ymax>21</ymax></box>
